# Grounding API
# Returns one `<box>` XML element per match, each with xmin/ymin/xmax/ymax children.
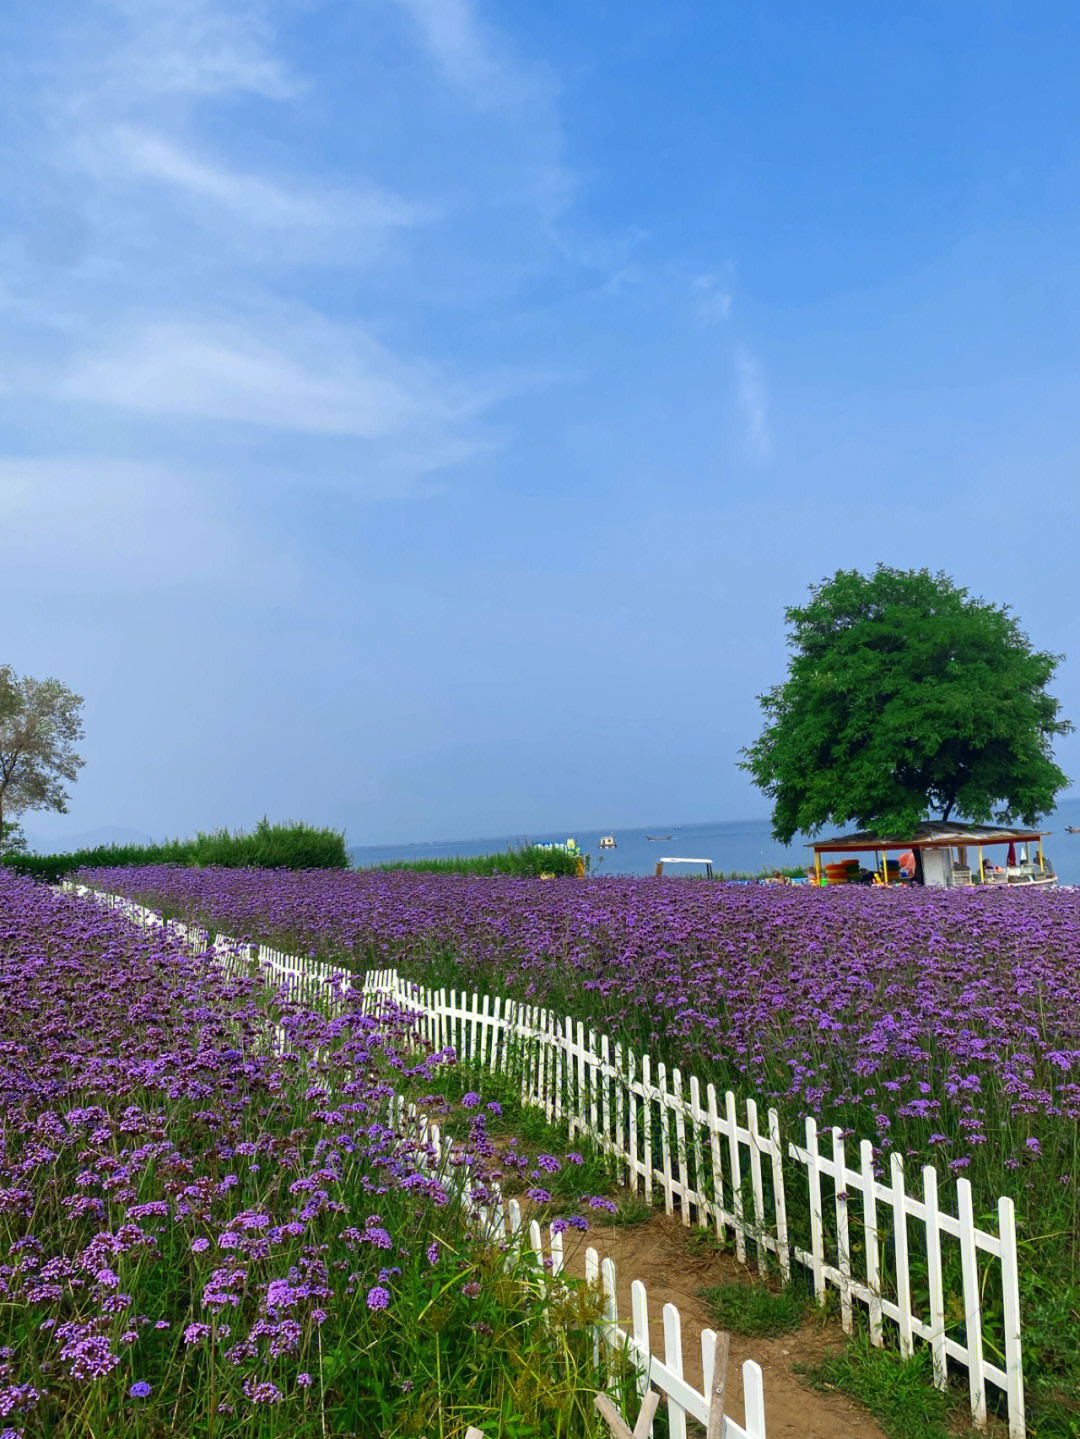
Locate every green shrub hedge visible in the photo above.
<box><xmin>0</xmin><ymin>819</ymin><xmax>348</xmax><ymax>882</ymax></box>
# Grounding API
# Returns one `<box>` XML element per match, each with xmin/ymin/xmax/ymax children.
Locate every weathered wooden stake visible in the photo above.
<box><xmin>595</xmin><ymin>1387</ymin><xmax>660</xmax><ymax>1439</ymax></box>
<box><xmin>706</xmin><ymin>1330</ymin><xmax>731</xmax><ymax>1439</ymax></box>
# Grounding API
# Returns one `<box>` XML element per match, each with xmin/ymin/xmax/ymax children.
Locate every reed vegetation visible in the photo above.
<box><xmin>372</xmin><ymin>844</ymin><xmax>585</xmax><ymax>878</ymax></box>
<box><xmin>1</xmin><ymin>818</ymin><xmax>347</xmax><ymax>882</ymax></box>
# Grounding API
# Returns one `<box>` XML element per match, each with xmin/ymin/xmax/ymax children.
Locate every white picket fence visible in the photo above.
<box><xmin>64</xmin><ymin>885</ymin><xmax>1027</xmax><ymax>1437</ymax></box>
<box><xmin>364</xmin><ymin>969</ymin><xmax>1025</xmax><ymax>1439</ymax></box>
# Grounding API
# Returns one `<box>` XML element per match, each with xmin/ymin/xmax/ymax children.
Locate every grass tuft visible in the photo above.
<box><xmin>797</xmin><ymin>1337</ymin><xmax>975</xmax><ymax>1439</ymax></box>
<box><xmin>698</xmin><ymin>1278</ymin><xmax>808</xmax><ymax>1338</ymax></box>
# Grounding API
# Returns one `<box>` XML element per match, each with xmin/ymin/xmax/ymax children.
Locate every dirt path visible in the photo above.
<box><xmin>557</xmin><ymin>1211</ymin><xmax>888</xmax><ymax>1439</ymax></box>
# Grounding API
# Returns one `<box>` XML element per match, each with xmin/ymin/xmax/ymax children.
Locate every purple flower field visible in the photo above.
<box><xmin>0</xmin><ymin>871</ymin><xmax>613</xmax><ymax>1436</ymax></box>
<box><xmin>79</xmin><ymin>865</ymin><xmax>1080</xmax><ymax>1422</ymax></box>
<box><xmin>84</xmin><ymin>868</ymin><xmax>1080</xmax><ymax>1185</ymax></box>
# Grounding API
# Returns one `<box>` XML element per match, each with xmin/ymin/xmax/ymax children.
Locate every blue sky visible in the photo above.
<box><xmin>3</xmin><ymin>0</ymin><xmax>1079</xmax><ymax>847</ymax></box>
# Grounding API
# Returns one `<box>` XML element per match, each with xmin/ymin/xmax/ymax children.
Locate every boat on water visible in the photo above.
<box><xmin>1066</xmin><ymin>826</ymin><xmax>1080</xmax><ymax>835</ymax></box>
<box><xmin>809</xmin><ymin>822</ymin><xmax>1058</xmax><ymax>888</ymax></box>
<box><xmin>598</xmin><ymin>835</ymin><xmax>617</xmax><ymax>849</ymax></box>
<box><xmin>646</xmin><ymin>834</ymin><xmax>672</xmax><ymax>841</ymax></box>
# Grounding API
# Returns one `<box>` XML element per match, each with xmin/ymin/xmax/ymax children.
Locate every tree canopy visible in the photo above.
<box><xmin>0</xmin><ymin>667</ymin><xmax>85</xmax><ymax>840</ymax></box>
<box><xmin>740</xmin><ymin>567</ymin><xmax>1072</xmax><ymax>843</ymax></box>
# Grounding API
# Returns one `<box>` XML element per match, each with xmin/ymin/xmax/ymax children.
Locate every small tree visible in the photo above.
<box><xmin>0</xmin><ymin>668</ymin><xmax>85</xmax><ymax>843</ymax></box>
<box><xmin>740</xmin><ymin>567</ymin><xmax>1072</xmax><ymax>842</ymax></box>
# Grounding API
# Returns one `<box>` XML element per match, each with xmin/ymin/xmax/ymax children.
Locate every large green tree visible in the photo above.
<box><xmin>0</xmin><ymin>667</ymin><xmax>85</xmax><ymax>842</ymax></box>
<box><xmin>740</xmin><ymin>567</ymin><xmax>1072</xmax><ymax>842</ymax></box>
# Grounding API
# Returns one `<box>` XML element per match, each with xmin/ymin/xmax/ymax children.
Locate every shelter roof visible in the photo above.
<box><xmin>809</xmin><ymin>821</ymin><xmax>1048</xmax><ymax>853</ymax></box>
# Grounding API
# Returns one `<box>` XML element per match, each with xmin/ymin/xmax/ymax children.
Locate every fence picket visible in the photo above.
<box><xmin>726</xmin><ymin>1092</ymin><xmax>745</xmax><ymax>1266</ymax></box>
<box><xmin>768</xmin><ymin>1108</ymin><xmax>790</xmax><ymax>1282</ymax></box>
<box><xmin>479</xmin><ymin>993</ymin><xmax>490</xmax><ymax>1070</ymax></box>
<box><xmin>600</xmin><ymin>1255</ymin><xmax>618</xmax><ymax>1356</ymax></box>
<box><xmin>672</xmin><ymin>1069</ymin><xmax>690</xmax><ymax>1226</ymax></box>
<box><xmin>663</xmin><ymin>1301</ymin><xmax>688</xmax><ymax>1439</ymax></box>
<box><xmin>657</xmin><ymin>1063</ymin><xmax>675</xmax><ymax>1217</ymax></box>
<box><xmin>707</xmin><ymin>1084</ymin><xmax>726</xmax><ymax>1245</ymax></box>
<box><xmin>891</xmin><ymin>1153</ymin><xmax>914</xmax><ymax>1360</ymax></box>
<box><xmin>999</xmin><ymin>1195</ymin><xmax>1025</xmax><ymax>1438</ymax></box>
<box><xmin>923</xmin><ymin>1164</ymin><xmax>947</xmax><ymax>1388</ymax></box>
<box><xmin>957</xmin><ymin>1178</ymin><xmax>988</xmax><ymax>1427</ymax></box>
<box><xmin>860</xmin><ymin>1139</ymin><xmax>884</xmax><ymax>1346</ymax></box>
<box><xmin>614</xmin><ymin>1041</ymin><xmax>627</xmax><ymax>1176</ymax></box>
<box><xmin>743</xmin><ymin>1359</ymin><xmax>767</xmax><ymax>1439</ymax></box>
<box><xmin>804</xmin><ymin>1118</ymin><xmax>825</xmax><ymax>1305</ymax></box>
<box><xmin>565</xmin><ymin>1016</ymin><xmax>576</xmax><ymax>1135</ymax></box>
<box><xmin>601</xmin><ymin>1033</ymin><xmax>612</xmax><ymax>1153</ymax></box>
<box><xmin>554</xmin><ymin>1011</ymin><xmax>566</xmax><ymax>1124</ymax></box>
<box><xmin>627</xmin><ymin>1047</ymin><xmax>640</xmax><ymax>1195</ymax></box>
<box><xmin>832</xmin><ymin>1127</ymin><xmax>852</xmax><ymax>1332</ymax></box>
<box><xmin>747</xmin><ymin>1099</ymin><xmax>767</xmax><ymax>1276</ymax></box>
<box><xmin>641</xmin><ymin>1054</ymin><xmax>654</xmax><ymax>1208</ymax></box>
<box><xmin>588</xmin><ymin>1028</ymin><xmax>600</xmax><ymax>1136</ymax></box>
<box><xmin>586</xmin><ymin>1246</ymin><xmax>601</xmax><ymax>1367</ymax></box>
<box><xmin>630</xmin><ymin>1279</ymin><xmax>652</xmax><ymax>1423</ymax></box>
<box><xmin>688</xmin><ymin>1076</ymin><xmax>706</xmax><ymax>1232</ymax></box>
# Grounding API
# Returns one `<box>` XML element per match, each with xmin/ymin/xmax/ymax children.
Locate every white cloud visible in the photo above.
<box><xmin>736</xmin><ymin>349</ymin><xmax>770</xmax><ymax>462</ymax></box>
<box><xmin>104</xmin><ymin>127</ymin><xmax>436</xmax><ymax>237</ymax></box>
<box><xmin>103</xmin><ymin>0</ymin><xmax>300</xmax><ymax>101</ymax></box>
<box><xmin>0</xmin><ymin>0</ymin><xmax>573</xmax><ymax>498</ymax></box>
<box><xmin>389</xmin><ymin>0</ymin><xmax>574</xmax><ymax>224</ymax></box>
<box><xmin>57</xmin><ymin>317</ymin><xmax>448</xmax><ymax>437</ymax></box>
<box><xmin>391</xmin><ymin>0</ymin><xmax>505</xmax><ymax>98</ymax></box>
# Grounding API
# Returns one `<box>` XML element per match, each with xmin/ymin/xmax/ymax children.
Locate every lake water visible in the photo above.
<box><xmin>350</xmin><ymin>797</ymin><xmax>1080</xmax><ymax>886</ymax></box>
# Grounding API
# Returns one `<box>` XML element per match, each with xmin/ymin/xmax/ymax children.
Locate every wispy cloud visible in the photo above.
<box><xmin>57</xmin><ymin>315</ymin><xmax>460</xmax><ymax>438</ymax></box>
<box><xmin>100</xmin><ymin>127</ymin><xmax>436</xmax><ymax>242</ymax></box>
<box><xmin>391</xmin><ymin>0</ymin><xmax>504</xmax><ymax>97</ymax></box>
<box><xmin>736</xmin><ymin>349</ymin><xmax>770</xmax><ymax>461</ymax></box>
<box><xmin>691</xmin><ymin>272</ymin><xmax>732</xmax><ymax>324</ymax></box>
<box><xmin>390</xmin><ymin>0</ymin><xmax>573</xmax><ymax>221</ymax></box>
<box><xmin>103</xmin><ymin>0</ymin><xmax>301</xmax><ymax>101</ymax></box>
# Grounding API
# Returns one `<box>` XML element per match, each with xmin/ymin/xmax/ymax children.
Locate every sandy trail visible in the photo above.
<box><xmin>555</xmin><ymin>1210</ymin><xmax>888</xmax><ymax>1439</ymax></box>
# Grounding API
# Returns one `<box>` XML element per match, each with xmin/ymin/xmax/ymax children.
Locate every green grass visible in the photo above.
<box><xmin>698</xmin><ymin>1278</ymin><xmax>808</xmax><ymax>1338</ymax></box>
<box><xmin>797</xmin><ymin>1338</ymin><xmax>980</xmax><ymax>1439</ymax></box>
<box><xmin>1</xmin><ymin>817</ymin><xmax>348</xmax><ymax>881</ymax></box>
<box><xmin>371</xmin><ymin>844</ymin><xmax>587</xmax><ymax>877</ymax></box>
